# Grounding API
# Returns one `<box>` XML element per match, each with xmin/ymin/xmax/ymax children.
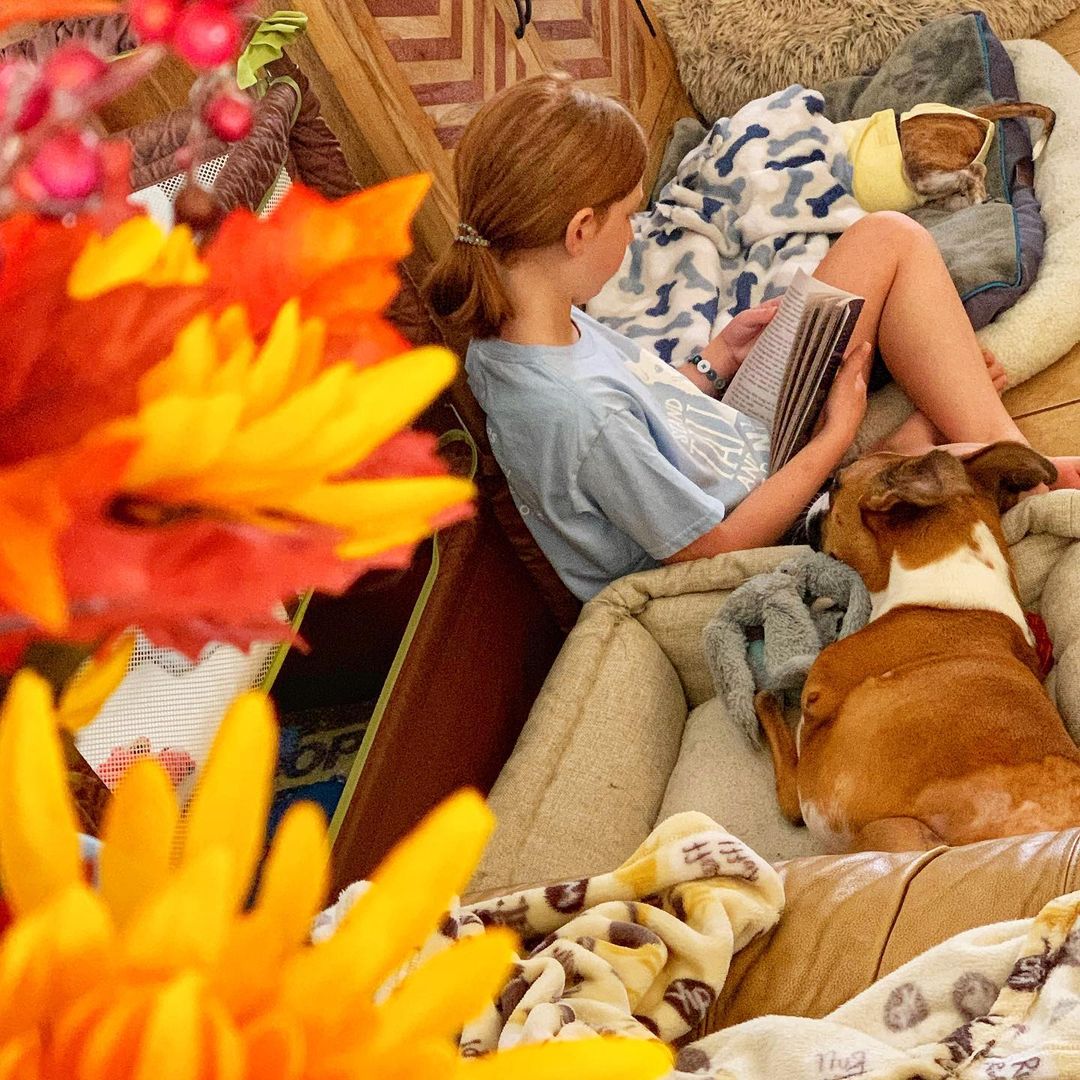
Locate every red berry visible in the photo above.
<box><xmin>30</xmin><ymin>129</ymin><xmax>104</xmax><ymax>201</ymax></box>
<box><xmin>129</xmin><ymin>0</ymin><xmax>182</xmax><ymax>43</ymax></box>
<box><xmin>42</xmin><ymin>44</ymin><xmax>108</xmax><ymax>92</ymax></box>
<box><xmin>0</xmin><ymin>62</ymin><xmax>50</xmax><ymax>133</ymax></box>
<box><xmin>203</xmin><ymin>91</ymin><xmax>253</xmax><ymax>142</ymax></box>
<box><xmin>172</xmin><ymin>2</ymin><xmax>243</xmax><ymax>68</ymax></box>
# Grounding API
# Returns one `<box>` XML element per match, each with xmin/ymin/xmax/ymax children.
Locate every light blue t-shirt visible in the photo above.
<box><xmin>466</xmin><ymin>311</ymin><xmax>770</xmax><ymax>601</ymax></box>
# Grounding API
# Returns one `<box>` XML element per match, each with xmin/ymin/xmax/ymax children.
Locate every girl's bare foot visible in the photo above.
<box><xmin>1049</xmin><ymin>457</ymin><xmax>1080</xmax><ymax>491</ymax></box>
<box><xmin>982</xmin><ymin>347</ymin><xmax>1008</xmax><ymax>395</ymax></box>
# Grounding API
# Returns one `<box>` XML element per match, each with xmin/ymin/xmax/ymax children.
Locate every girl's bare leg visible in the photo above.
<box><xmin>879</xmin><ymin>349</ymin><xmax>1007</xmax><ymax>454</ymax></box>
<box><xmin>813</xmin><ymin>212</ymin><xmax>1079</xmax><ymax>487</ymax></box>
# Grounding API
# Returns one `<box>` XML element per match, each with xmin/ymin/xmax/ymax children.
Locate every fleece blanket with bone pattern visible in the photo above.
<box><xmin>587</xmin><ymin>85</ymin><xmax>864</xmax><ymax>367</ymax></box>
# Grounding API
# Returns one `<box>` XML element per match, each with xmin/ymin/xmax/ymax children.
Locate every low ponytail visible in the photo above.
<box><xmin>422</xmin><ymin>72</ymin><xmax>647</xmax><ymax>343</ymax></box>
<box><xmin>425</xmin><ymin>233</ymin><xmax>513</xmax><ymax>343</ymax></box>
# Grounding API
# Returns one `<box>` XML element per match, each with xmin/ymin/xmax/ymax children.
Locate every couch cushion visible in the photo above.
<box><xmin>658</xmin><ymin>698</ymin><xmax>822</xmax><ymax>865</ymax></box>
<box><xmin>471</xmin><ymin>606</ymin><xmax>689</xmax><ymax>893</ymax></box>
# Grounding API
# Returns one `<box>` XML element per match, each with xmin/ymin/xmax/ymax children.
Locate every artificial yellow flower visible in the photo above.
<box><xmin>98</xmin><ymin>301</ymin><xmax>474</xmax><ymax>560</ymax></box>
<box><xmin>67</xmin><ymin>218</ymin><xmax>209</xmax><ymax>300</ymax></box>
<box><xmin>0</xmin><ymin>673</ymin><xmax>673</xmax><ymax>1080</ymax></box>
<box><xmin>54</xmin><ymin>634</ymin><xmax>135</xmax><ymax>732</ymax></box>
<box><xmin>0</xmin><ymin>179</ymin><xmax>474</xmax><ymax>659</ymax></box>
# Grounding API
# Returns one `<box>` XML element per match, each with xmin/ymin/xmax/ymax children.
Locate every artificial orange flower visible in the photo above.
<box><xmin>0</xmin><ymin>0</ymin><xmax>118</xmax><ymax>35</ymax></box>
<box><xmin>0</xmin><ymin>673</ymin><xmax>674</xmax><ymax>1080</ymax></box>
<box><xmin>0</xmin><ymin>180</ymin><xmax>473</xmax><ymax>657</ymax></box>
<box><xmin>201</xmin><ymin>175</ymin><xmax>427</xmax><ymax>364</ymax></box>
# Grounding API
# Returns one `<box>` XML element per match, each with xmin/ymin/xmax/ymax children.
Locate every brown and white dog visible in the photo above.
<box><xmin>755</xmin><ymin>442</ymin><xmax>1080</xmax><ymax>853</ymax></box>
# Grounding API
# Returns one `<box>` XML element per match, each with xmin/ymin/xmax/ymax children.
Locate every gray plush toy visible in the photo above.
<box><xmin>703</xmin><ymin>550</ymin><xmax>871</xmax><ymax>744</ymax></box>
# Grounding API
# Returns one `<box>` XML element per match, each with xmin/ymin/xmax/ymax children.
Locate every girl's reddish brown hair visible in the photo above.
<box><xmin>423</xmin><ymin>73</ymin><xmax>647</xmax><ymax>342</ymax></box>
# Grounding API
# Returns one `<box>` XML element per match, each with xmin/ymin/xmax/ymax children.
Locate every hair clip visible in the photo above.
<box><xmin>455</xmin><ymin>222</ymin><xmax>491</xmax><ymax>247</ymax></box>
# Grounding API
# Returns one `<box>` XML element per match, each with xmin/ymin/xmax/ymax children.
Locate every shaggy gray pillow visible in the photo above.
<box><xmin>652</xmin><ymin>0</ymin><xmax>1077</xmax><ymax>120</ymax></box>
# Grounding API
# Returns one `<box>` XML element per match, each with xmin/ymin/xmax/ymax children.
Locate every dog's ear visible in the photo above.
<box><xmin>962</xmin><ymin>441</ymin><xmax>1057</xmax><ymax>511</ymax></box>
<box><xmin>861</xmin><ymin>450</ymin><xmax>971</xmax><ymax>514</ymax></box>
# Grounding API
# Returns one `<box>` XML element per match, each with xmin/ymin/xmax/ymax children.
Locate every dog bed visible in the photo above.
<box><xmin>652</xmin><ymin>0</ymin><xmax>1077</xmax><ymax>123</ymax></box>
<box><xmin>472</xmin><ymin>490</ymin><xmax>1080</xmax><ymax>894</ymax></box>
<box><xmin>857</xmin><ymin>37</ymin><xmax>1080</xmax><ymax>448</ymax></box>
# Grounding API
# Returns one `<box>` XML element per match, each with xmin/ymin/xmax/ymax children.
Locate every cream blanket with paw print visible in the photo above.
<box><xmin>461</xmin><ymin>812</ymin><xmax>1080</xmax><ymax>1079</ymax></box>
<box><xmin>322</xmin><ymin>809</ymin><xmax>1080</xmax><ymax>1078</ymax></box>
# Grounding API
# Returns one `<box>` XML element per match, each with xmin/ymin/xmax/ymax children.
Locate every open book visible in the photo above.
<box><xmin>720</xmin><ymin>270</ymin><xmax>864</xmax><ymax>473</ymax></box>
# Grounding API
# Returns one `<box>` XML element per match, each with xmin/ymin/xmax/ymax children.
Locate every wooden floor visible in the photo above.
<box><xmin>1004</xmin><ymin>11</ymin><xmax>1080</xmax><ymax>453</ymax></box>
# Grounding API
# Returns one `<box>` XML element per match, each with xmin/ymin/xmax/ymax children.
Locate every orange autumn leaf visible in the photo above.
<box><xmin>0</xmin><ymin>0</ymin><xmax>118</xmax><ymax>34</ymax></box>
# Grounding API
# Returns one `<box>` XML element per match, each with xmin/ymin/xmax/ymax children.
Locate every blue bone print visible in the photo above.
<box><xmin>766</xmin><ymin>85</ymin><xmax>804</xmax><ymax>110</ymax></box>
<box><xmin>701</xmin><ymin>177</ymin><xmax>747</xmax><ymax>211</ymax></box>
<box><xmin>692</xmin><ymin>295</ymin><xmax>719</xmax><ymax>326</ymax></box>
<box><xmin>654</xmin><ymin>338</ymin><xmax>679</xmax><ymax>363</ymax></box>
<box><xmin>619</xmin><ymin>312</ymin><xmax>694</xmax><ymax>339</ymax></box>
<box><xmin>766</xmin><ymin>128</ymin><xmax>828</xmax><ymax>156</ymax></box>
<box><xmin>730</xmin><ymin>271</ymin><xmax>758</xmax><ymax>315</ymax></box>
<box><xmin>646</xmin><ymin>280</ymin><xmax>677</xmax><ymax>318</ymax></box>
<box><xmin>701</xmin><ymin>196</ymin><xmax>724</xmax><ymax>220</ymax></box>
<box><xmin>765</xmin><ymin>149</ymin><xmax>826</xmax><ymax>171</ymax></box>
<box><xmin>617</xmin><ymin>241</ymin><xmax>646</xmax><ymax>296</ymax></box>
<box><xmin>748</xmin><ymin>245</ymin><xmax>774</xmax><ymax>269</ymax></box>
<box><xmin>806</xmin><ymin>184</ymin><xmax>848</xmax><ymax>218</ymax></box>
<box><xmin>830</xmin><ymin>152</ymin><xmax>854</xmax><ymax>190</ymax></box>
<box><xmin>673</xmin><ymin>250</ymin><xmax>715</xmax><ymax>293</ymax></box>
<box><xmin>776</xmin><ymin>242</ymin><xmax>809</xmax><ymax>262</ymax></box>
<box><xmin>715</xmin><ymin>125</ymin><xmax>769</xmax><ymax>177</ymax></box>
<box><xmin>654</xmin><ymin>227</ymin><xmax>685</xmax><ymax>247</ymax></box>
<box><xmin>771</xmin><ymin>168</ymin><xmax>815</xmax><ymax>218</ymax></box>
<box><xmin>803</xmin><ymin>94</ymin><xmax>825</xmax><ymax>115</ymax></box>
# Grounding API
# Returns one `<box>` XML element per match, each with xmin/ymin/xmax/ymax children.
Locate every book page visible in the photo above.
<box><xmin>772</xmin><ymin>298</ymin><xmax>864</xmax><ymax>471</ymax></box>
<box><xmin>772</xmin><ymin>298</ymin><xmax>828</xmax><ymax>454</ymax></box>
<box><xmin>773</xmin><ymin>300</ymin><xmax>840</xmax><ymax>463</ymax></box>
<box><xmin>720</xmin><ymin>271</ymin><xmax>813</xmax><ymax>427</ymax></box>
<box><xmin>772</xmin><ymin>299</ymin><xmax>821</xmax><ymax>443</ymax></box>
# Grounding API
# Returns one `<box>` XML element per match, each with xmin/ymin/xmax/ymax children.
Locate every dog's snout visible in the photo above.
<box><xmin>805</xmin><ymin>490</ymin><xmax>830</xmax><ymax>551</ymax></box>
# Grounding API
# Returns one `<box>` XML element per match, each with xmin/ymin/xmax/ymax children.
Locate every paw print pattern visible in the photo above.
<box><xmin>952</xmin><ymin>972</ymin><xmax>999</xmax><ymax>1021</ymax></box>
<box><xmin>883</xmin><ymin>982</ymin><xmax>930</xmax><ymax>1031</ymax></box>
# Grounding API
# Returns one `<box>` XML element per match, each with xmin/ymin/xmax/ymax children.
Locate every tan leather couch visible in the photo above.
<box><xmin>465</xmin><ymin>831</ymin><xmax>1080</xmax><ymax>1033</ymax></box>
<box><xmin>707</xmin><ymin>828</ymin><xmax>1080</xmax><ymax>1029</ymax></box>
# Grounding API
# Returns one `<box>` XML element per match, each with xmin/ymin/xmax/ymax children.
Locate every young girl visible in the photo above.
<box><xmin>425</xmin><ymin>74</ymin><xmax>1079</xmax><ymax>602</ymax></box>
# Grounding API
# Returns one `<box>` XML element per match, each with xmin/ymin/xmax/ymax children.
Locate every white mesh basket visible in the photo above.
<box><xmin>75</xmin><ymin>632</ymin><xmax>280</xmax><ymax>803</ymax></box>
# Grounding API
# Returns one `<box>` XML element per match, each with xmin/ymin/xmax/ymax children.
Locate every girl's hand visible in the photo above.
<box><xmin>702</xmin><ymin>298</ymin><xmax>782</xmax><ymax>376</ymax></box>
<box><xmin>814</xmin><ymin>342</ymin><xmax>873</xmax><ymax>451</ymax></box>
